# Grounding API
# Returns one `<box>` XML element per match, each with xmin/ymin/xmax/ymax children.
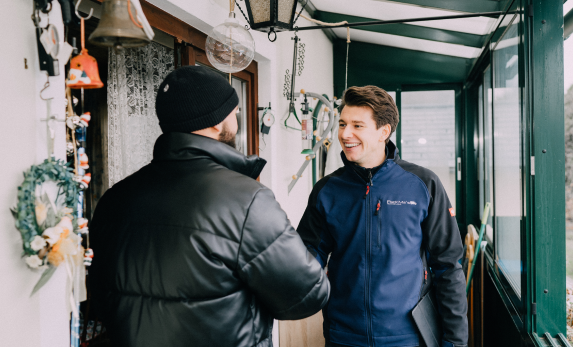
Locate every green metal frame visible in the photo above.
<box><xmin>332</xmin><ymin>40</ymin><xmax>473</xmax><ymax>97</ymax></box>
<box><xmin>462</xmin><ymin>0</ymin><xmax>566</xmax><ymax>343</ymax></box>
<box><xmin>528</xmin><ymin>0</ymin><xmax>565</xmax><ymax>338</ymax></box>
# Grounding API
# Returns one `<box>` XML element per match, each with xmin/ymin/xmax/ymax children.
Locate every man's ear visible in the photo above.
<box><xmin>212</xmin><ymin>122</ymin><xmax>224</xmax><ymax>133</ymax></box>
<box><xmin>380</xmin><ymin>124</ymin><xmax>391</xmax><ymax>142</ymax></box>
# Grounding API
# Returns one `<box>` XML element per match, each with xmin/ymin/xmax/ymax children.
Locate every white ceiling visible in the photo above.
<box><xmin>308</xmin><ymin>0</ymin><xmax>500</xmax><ymax>58</ymax></box>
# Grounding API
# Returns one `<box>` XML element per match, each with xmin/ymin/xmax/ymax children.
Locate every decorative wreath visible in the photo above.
<box><xmin>11</xmin><ymin>158</ymin><xmax>87</xmax><ymax>293</ymax></box>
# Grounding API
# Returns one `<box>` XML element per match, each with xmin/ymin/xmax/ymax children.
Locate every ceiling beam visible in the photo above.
<box><xmin>372</xmin><ymin>0</ymin><xmax>503</xmax><ymax>14</ymax></box>
<box><xmin>315</xmin><ymin>11</ymin><xmax>486</xmax><ymax>48</ymax></box>
<box><xmin>333</xmin><ymin>39</ymin><xmax>472</xmax><ymax>95</ymax></box>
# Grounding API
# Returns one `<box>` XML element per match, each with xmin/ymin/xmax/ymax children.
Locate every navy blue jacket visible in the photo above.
<box><xmin>297</xmin><ymin>141</ymin><xmax>467</xmax><ymax>347</ymax></box>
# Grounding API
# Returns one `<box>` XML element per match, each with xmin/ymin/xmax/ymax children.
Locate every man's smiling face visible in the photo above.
<box><xmin>338</xmin><ymin>105</ymin><xmax>390</xmax><ymax>168</ymax></box>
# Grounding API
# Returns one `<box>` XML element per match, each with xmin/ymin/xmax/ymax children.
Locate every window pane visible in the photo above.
<box><xmin>231</xmin><ymin>78</ymin><xmax>248</xmax><ymax>155</ymax></box>
<box><xmin>401</xmin><ymin>90</ymin><xmax>456</xmax><ymax>210</ymax></box>
<box><xmin>493</xmin><ymin>16</ymin><xmax>522</xmax><ymax>295</ymax></box>
<box><xmin>478</xmin><ymin>83</ymin><xmax>484</xmax><ymax>215</ymax></box>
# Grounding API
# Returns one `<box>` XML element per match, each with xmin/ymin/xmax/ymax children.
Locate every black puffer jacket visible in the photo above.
<box><xmin>89</xmin><ymin>133</ymin><xmax>330</xmax><ymax>347</ymax></box>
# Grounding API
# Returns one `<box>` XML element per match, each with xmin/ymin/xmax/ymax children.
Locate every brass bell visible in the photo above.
<box><xmin>89</xmin><ymin>0</ymin><xmax>150</xmax><ymax>49</ymax></box>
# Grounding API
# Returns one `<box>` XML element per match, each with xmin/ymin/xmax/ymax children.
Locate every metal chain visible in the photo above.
<box><xmin>297</xmin><ymin>43</ymin><xmax>305</xmax><ymax>76</ymax></box>
<box><xmin>293</xmin><ymin>0</ymin><xmax>308</xmax><ymax>25</ymax></box>
<box><xmin>235</xmin><ymin>0</ymin><xmax>251</xmax><ymax>29</ymax></box>
<box><xmin>283</xmin><ymin>70</ymin><xmax>291</xmax><ymax>98</ymax></box>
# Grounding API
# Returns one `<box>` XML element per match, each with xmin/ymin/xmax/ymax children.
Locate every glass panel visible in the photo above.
<box><xmin>248</xmin><ymin>0</ymin><xmax>271</xmax><ymax>24</ymax></box>
<box><xmin>478</xmin><ymin>83</ymin><xmax>484</xmax><ymax>215</ymax></box>
<box><xmin>484</xmin><ymin>66</ymin><xmax>494</xmax><ymax>243</ymax></box>
<box><xmin>492</xmin><ymin>15</ymin><xmax>522</xmax><ymax>295</ymax></box>
<box><xmin>388</xmin><ymin>91</ymin><xmax>397</xmax><ymax>145</ymax></box>
<box><xmin>401</xmin><ymin>90</ymin><xmax>456</xmax><ymax>210</ymax></box>
<box><xmin>277</xmin><ymin>0</ymin><xmax>296</xmax><ymax>24</ymax></box>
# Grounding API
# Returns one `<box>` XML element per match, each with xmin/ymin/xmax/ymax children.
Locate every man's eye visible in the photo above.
<box><xmin>339</xmin><ymin>124</ymin><xmax>346</xmax><ymax>128</ymax></box>
<box><xmin>355</xmin><ymin>125</ymin><xmax>362</xmax><ymax>128</ymax></box>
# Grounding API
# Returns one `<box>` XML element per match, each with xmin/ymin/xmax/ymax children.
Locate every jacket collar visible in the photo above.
<box><xmin>152</xmin><ymin>132</ymin><xmax>267</xmax><ymax>179</ymax></box>
<box><xmin>340</xmin><ymin>140</ymin><xmax>400</xmax><ymax>182</ymax></box>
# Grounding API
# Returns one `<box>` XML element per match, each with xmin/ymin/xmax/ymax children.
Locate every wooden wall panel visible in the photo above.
<box><xmin>279</xmin><ymin>312</ymin><xmax>325</xmax><ymax>347</ymax></box>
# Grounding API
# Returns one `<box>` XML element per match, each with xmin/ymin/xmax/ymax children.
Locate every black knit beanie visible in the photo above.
<box><xmin>155</xmin><ymin>66</ymin><xmax>239</xmax><ymax>133</ymax></box>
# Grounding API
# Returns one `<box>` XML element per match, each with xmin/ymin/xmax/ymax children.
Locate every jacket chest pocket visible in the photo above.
<box><xmin>374</xmin><ymin>198</ymin><xmax>424</xmax><ymax>249</ymax></box>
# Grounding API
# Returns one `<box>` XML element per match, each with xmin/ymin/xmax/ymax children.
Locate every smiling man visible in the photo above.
<box><xmin>297</xmin><ymin>86</ymin><xmax>468</xmax><ymax>347</ymax></box>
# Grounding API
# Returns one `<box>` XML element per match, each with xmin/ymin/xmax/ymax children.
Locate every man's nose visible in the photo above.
<box><xmin>340</xmin><ymin>126</ymin><xmax>352</xmax><ymax>139</ymax></box>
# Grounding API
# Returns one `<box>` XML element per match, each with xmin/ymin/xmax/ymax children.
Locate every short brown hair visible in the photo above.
<box><xmin>341</xmin><ymin>86</ymin><xmax>399</xmax><ymax>144</ymax></box>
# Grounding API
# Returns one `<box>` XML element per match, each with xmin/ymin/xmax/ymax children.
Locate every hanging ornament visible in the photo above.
<box><xmin>67</xmin><ymin>18</ymin><xmax>104</xmax><ymax>89</ymax></box>
<box><xmin>79</xmin><ymin>173</ymin><xmax>91</xmax><ymax>190</ymax></box>
<box><xmin>79</xmin><ymin>112</ymin><xmax>91</xmax><ymax>127</ymax></box>
<box><xmin>206</xmin><ymin>12</ymin><xmax>255</xmax><ymax>74</ymax></box>
<box><xmin>84</xmin><ymin>248</ymin><xmax>94</xmax><ymax>267</ymax></box>
<box><xmin>66</xmin><ymin>142</ymin><xmax>75</xmax><ymax>156</ymax></box>
<box><xmin>78</xmin><ymin>148</ymin><xmax>89</xmax><ymax>170</ymax></box>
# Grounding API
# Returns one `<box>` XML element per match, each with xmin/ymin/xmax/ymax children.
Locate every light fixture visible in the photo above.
<box><xmin>418</xmin><ymin>138</ymin><xmax>427</xmax><ymax>144</ymax></box>
<box><xmin>206</xmin><ymin>13</ymin><xmax>256</xmax><ymax>73</ymax></box>
<box><xmin>243</xmin><ymin>0</ymin><xmax>298</xmax><ymax>36</ymax></box>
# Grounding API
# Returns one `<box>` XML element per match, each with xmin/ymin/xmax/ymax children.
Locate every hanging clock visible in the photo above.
<box><xmin>261</xmin><ymin>111</ymin><xmax>275</xmax><ymax>135</ymax></box>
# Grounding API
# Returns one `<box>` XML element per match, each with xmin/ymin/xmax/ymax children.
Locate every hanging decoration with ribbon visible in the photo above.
<box><xmin>67</xmin><ymin>13</ymin><xmax>104</xmax><ymax>89</ymax></box>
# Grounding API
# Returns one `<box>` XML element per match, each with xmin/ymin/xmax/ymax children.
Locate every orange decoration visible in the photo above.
<box><xmin>67</xmin><ymin>18</ymin><xmax>104</xmax><ymax>89</ymax></box>
<box><xmin>67</xmin><ymin>49</ymin><xmax>104</xmax><ymax>89</ymax></box>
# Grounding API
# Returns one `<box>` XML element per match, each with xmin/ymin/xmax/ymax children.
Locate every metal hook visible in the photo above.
<box><xmin>40</xmin><ymin>74</ymin><xmax>53</xmax><ymax>101</ymax></box>
<box><xmin>75</xmin><ymin>0</ymin><xmax>93</xmax><ymax>20</ymax></box>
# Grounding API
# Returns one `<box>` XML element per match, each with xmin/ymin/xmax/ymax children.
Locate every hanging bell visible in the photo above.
<box><xmin>88</xmin><ymin>0</ymin><xmax>151</xmax><ymax>49</ymax></box>
<box><xmin>67</xmin><ymin>49</ymin><xmax>104</xmax><ymax>89</ymax></box>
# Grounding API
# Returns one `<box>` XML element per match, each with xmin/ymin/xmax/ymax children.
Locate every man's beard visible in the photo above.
<box><xmin>219</xmin><ymin>122</ymin><xmax>236</xmax><ymax>149</ymax></box>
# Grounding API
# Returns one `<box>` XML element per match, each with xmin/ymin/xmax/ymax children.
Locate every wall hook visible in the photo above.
<box><xmin>75</xmin><ymin>0</ymin><xmax>93</xmax><ymax>20</ymax></box>
<box><xmin>40</xmin><ymin>74</ymin><xmax>53</xmax><ymax>101</ymax></box>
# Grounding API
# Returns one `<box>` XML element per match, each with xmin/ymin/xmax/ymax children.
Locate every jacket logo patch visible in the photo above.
<box><xmin>449</xmin><ymin>208</ymin><xmax>456</xmax><ymax>216</ymax></box>
<box><xmin>387</xmin><ymin>200</ymin><xmax>417</xmax><ymax>206</ymax></box>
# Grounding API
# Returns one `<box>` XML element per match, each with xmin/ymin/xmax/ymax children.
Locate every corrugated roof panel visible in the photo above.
<box><xmin>332</xmin><ymin>28</ymin><xmax>483</xmax><ymax>58</ymax></box>
<box><xmin>309</xmin><ymin>0</ymin><xmax>497</xmax><ymax>35</ymax></box>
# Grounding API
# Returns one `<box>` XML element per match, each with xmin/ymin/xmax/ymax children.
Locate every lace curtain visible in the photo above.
<box><xmin>107</xmin><ymin>42</ymin><xmax>174</xmax><ymax>187</ymax></box>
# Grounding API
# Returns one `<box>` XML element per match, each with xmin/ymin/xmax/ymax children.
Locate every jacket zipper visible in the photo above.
<box><xmin>375</xmin><ymin>199</ymin><xmax>381</xmax><ymax>248</ymax></box>
<box><xmin>365</xmin><ymin>170</ymin><xmax>373</xmax><ymax>347</ymax></box>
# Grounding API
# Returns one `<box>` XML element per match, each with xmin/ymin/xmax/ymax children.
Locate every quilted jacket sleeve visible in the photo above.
<box><xmin>236</xmin><ymin>188</ymin><xmax>330</xmax><ymax>320</ymax></box>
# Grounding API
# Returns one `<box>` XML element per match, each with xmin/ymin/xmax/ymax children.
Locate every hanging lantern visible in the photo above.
<box><xmin>67</xmin><ymin>49</ymin><xmax>104</xmax><ymax>89</ymax></box>
<box><xmin>243</xmin><ymin>0</ymin><xmax>297</xmax><ymax>33</ymax></box>
<box><xmin>206</xmin><ymin>13</ymin><xmax>255</xmax><ymax>73</ymax></box>
<box><xmin>89</xmin><ymin>0</ymin><xmax>152</xmax><ymax>49</ymax></box>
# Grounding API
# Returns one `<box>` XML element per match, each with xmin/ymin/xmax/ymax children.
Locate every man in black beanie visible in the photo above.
<box><xmin>89</xmin><ymin>66</ymin><xmax>330</xmax><ymax>347</ymax></box>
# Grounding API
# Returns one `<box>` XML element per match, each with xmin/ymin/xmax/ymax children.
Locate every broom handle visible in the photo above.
<box><xmin>466</xmin><ymin>202</ymin><xmax>490</xmax><ymax>294</ymax></box>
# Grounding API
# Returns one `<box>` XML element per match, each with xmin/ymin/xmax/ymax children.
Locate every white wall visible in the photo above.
<box><xmin>0</xmin><ymin>1</ymin><xmax>69</xmax><ymax>346</ymax></box>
